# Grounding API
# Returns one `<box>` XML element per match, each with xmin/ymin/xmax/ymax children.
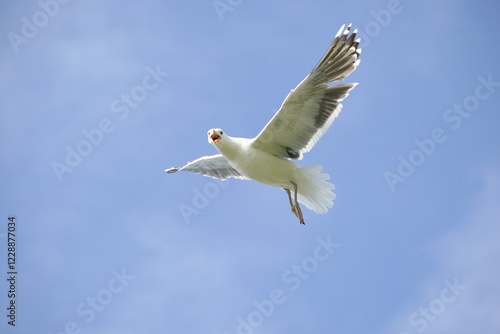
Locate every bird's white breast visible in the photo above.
<box><xmin>218</xmin><ymin>137</ymin><xmax>298</xmax><ymax>188</ymax></box>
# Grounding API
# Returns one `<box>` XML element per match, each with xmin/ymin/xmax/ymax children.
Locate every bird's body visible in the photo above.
<box><xmin>166</xmin><ymin>24</ymin><xmax>361</xmax><ymax>224</ymax></box>
<box><xmin>211</xmin><ymin>130</ymin><xmax>334</xmax><ymax>220</ymax></box>
<box><xmin>214</xmin><ymin>134</ymin><xmax>296</xmax><ymax>189</ymax></box>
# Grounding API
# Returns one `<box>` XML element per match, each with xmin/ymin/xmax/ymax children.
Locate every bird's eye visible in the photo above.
<box><xmin>220</xmin><ymin>131</ymin><xmax>223</xmax><ymax>135</ymax></box>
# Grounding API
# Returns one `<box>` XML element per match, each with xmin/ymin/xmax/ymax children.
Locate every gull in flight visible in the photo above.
<box><xmin>166</xmin><ymin>24</ymin><xmax>361</xmax><ymax>224</ymax></box>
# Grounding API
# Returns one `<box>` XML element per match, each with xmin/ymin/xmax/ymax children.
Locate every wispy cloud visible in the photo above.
<box><xmin>382</xmin><ymin>162</ymin><xmax>500</xmax><ymax>333</ymax></box>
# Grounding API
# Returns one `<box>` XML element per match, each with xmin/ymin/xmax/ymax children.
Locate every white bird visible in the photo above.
<box><xmin>166</xmin><ymin>24</ymin><xmax>361</xmax><ymax>224</ymax></box>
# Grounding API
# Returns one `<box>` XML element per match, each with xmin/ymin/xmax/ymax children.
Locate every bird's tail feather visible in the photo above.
<box><xmin>294</xmin><ymin>165</ymin><xmax>335</xmax><ymax>214</ymax></box>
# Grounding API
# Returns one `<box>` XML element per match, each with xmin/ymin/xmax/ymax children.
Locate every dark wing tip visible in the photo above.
<box><xmin>165</xmin><ymin>167</ymin><xmax>180</xmax><ymax>173</ymax></box>
<box><xmin>286</xmin><ymin>147</ymin><xmax>302</xmax><ymax>159</ymax></box>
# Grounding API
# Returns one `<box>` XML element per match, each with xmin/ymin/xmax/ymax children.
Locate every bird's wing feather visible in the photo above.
<box><xmin>165</xmin><ymin>154</ymin><xmax>248</xmax><ymax>180</ymax></box>
<box><xmin>251</xmin><ymin>24</ymin><xmax>361</xmax><ymax>160</ymax></box>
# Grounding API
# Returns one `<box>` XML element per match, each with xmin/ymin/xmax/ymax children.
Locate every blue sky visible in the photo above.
<box><xmin>1</xmin><ymin>1</ymin><xmax>499</xmax><ymax>333</ymax></box>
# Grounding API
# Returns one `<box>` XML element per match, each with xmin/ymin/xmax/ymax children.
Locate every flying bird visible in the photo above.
<box><xmin>166</xmin><ymin>24</ymin><xmax>361</xmax><ymax>224</ymax></box>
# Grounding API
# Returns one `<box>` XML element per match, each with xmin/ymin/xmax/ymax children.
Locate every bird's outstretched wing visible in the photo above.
<box><xmin>251</xmin><ymin>24</ymin><xmax>361</xmax><ymax>160</ymax></box>
<box><xmin>165</xmin><ymin>154</ymin><xmax>248</xmax><ymax>180</ymax></box>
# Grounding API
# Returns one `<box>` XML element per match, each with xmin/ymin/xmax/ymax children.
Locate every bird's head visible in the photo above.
<box><xmin>207</xmin><ymin>128</ymin><xmax>225</xmax><ymax>145</ymax></box>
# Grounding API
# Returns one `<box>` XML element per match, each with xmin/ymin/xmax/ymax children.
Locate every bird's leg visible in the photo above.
<box><xmin>291</xmin><ymin>182</ymin><xmax>305</xmax><ymax>225</ymax></box>
<box><xmin>284</xmin><ymin>188</ymin><xmax>300</xmax><ymax>220</ymax></box>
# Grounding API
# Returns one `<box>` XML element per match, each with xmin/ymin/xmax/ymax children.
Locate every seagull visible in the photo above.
<box><xmin>166</xmin><ymin>24</ymin><xmax>361</xmax><ymax>224</ymax></box>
